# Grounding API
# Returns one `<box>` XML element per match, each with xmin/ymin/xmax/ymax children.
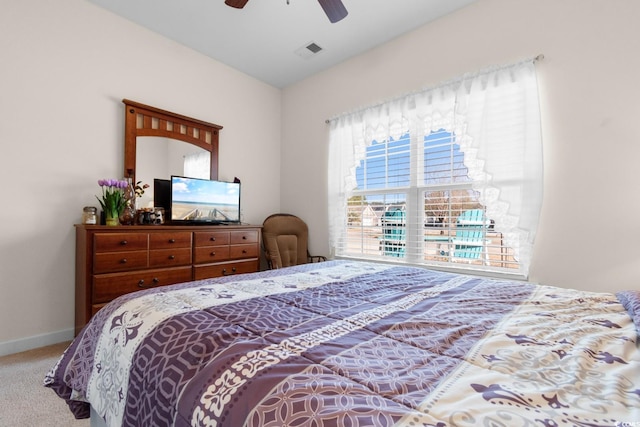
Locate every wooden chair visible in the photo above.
<box><xmin>450</xmin><ymin>209</ymin><xmax>489</xmax><ymax>261</ymax></box>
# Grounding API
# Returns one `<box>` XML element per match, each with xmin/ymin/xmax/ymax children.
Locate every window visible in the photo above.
<box><xmin>328</xmin><ymin>59</ymin><xmax>542</xmax><ymax>277</ymax></box>
<box><xmin>346</xmin><ymin>129</ymin><xmax>518</xmax><ymax>271</ymax></box>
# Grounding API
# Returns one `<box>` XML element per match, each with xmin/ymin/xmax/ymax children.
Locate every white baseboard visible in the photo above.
<box><xmin>0</xmin><ymin>329</ymin><xmax>75</xmax><ymax>357</ymax></box>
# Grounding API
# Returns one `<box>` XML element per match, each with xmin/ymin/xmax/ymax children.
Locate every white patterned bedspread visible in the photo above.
<box><xmin>45</xmin><ymin>261</ymin><xmax>640</xmax><ymax>426</ymax></box>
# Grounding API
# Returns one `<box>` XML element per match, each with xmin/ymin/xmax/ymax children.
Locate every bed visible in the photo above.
<box><xmin>45</xmin><ymin>260</ymin><xmax>640</xmax><ymax>426</ymax></box>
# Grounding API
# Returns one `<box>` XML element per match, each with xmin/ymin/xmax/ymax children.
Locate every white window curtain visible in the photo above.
<box><xmin>328</xmin><ymin>59</ymin><xmax>542</xmax><ymax>276</ymax></box>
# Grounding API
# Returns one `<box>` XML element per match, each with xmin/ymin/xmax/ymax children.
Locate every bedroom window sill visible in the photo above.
<box><xmin>334</xmin><ymin>255</ymin><xmax>529</xmax><ymax>282</ymax></box>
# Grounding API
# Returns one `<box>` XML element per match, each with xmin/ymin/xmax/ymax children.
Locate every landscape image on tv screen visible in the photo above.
<box><xmin>171</xmin><ymin>176</ymin><xmax>240</xmax><ymax>223</ymax></box>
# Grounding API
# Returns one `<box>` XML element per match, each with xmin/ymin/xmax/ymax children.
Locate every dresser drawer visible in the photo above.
<box><xmin>92</xmin><ymin>266</ymin><xmax>192</xmax><ymax>303</ymax></box>
<box><xmin>230</xmin><ymin>230</ymin><xmax>258</xmax><ymax>244</ymax></box>
<box><xmin>149</xmin><ymin>248</ymin><xmax>192</xmax><ymax>268</ymax></box>
<box><xmin>193</xmin><ymin>260</ymin><xmax>258</xmax><ymax>280</ymax></box>
<box><xmin>149</xmin><ymin>232</ymin><xmax>192</xmax><ymax>249</ymax></box>
<box><xmin>76</xmin><ymin>224</ymin><xmax>263</xmax><ymax>335</ymax></box>
<box><xmin>230</xmin><ymin>243</ymin><xmax>259</xmax><ymax>259</ymax></box>
<box><xmin>194</xmin><ymin>246</ymin><xmax>231</xmax><ymax>264</ymax></box>
<box><xmin>94</xmin><ymin>233</ymin><xmax>148</xmax><ymax>253</ymax></box>
<box><xmin>194</xmin><ymin>231</ymin><xmax>230</xmax><ymax>247</ymax></box>
<box><xmin>94</xmin><ymin>250</ymin><xmax>148</xmax><ymax>274</ymax></box>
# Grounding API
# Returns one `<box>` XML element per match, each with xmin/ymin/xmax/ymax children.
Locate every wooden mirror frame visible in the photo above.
<box><xmin>123</xmin><ymin>99</ymin><xmax>223</xmax><ymax>185</ymax></box>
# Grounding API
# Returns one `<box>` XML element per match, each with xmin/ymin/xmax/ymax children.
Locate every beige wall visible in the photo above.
<box><xmin>0</xmin><ymin>0</ymin><xmax>281</xmax><ymax>354</ymax></box>
<box><xmin>281</xmin><ymin>0</ymin><xmax>640</xmax><ymax>294</ymax></box>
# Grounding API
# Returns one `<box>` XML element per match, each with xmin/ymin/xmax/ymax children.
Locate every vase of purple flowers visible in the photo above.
<box><xmin>96</xmin><ymin>179</ymin><xmax>128</xmax><ymax>226</ymax></box>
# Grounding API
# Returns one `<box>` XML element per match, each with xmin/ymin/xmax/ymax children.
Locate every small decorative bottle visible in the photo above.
<box><xmin>82</xmin><ymin>206</ymin><xmax>97</xmax><ymax>225</ymax></box>
<box><xmin>119</xmin><ymin>177</ymin><xmax>136</xmax><ymax>225</ymax></box>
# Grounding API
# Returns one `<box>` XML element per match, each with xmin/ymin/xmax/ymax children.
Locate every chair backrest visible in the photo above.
<box><xmin>380</xmin><ymin>207</ymin><xmax>406</xmax><ymax>257</ymax></box>
<box><xmin>454</xmin><ymin>209</ymin><xmax>486</xmax><ymax>259</ymax></box>
<box><xmin>262</xmin><ymin>213</ymin><xmax>310</xmax><ymax>269</ymax></box>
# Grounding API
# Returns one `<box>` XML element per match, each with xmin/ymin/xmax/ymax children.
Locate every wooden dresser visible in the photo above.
<box><xmin>75</xmin><ymin>224</ymin><xmax>261</xmax><ymax>334</ymax></box>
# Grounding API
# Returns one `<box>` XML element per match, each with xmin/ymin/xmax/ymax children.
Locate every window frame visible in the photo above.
<box><xmin>343</xmin><ymin>130</ymin><xmax>520</xmax><ymax>275</ymax></box>
<box><xmin>328</xmin><ymin>59</ymin><xmax>542</xmax><ymax>279</ymax></box>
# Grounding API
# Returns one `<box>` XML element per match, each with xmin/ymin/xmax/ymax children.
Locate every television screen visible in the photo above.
<box><xmin>170</xmin><ymin>176</ymin><xmax>241</xmax><ymax>224</ymax></box>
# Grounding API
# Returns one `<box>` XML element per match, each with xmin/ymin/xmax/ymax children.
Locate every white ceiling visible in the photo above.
<box><xmin>88</xmin><ymin>0</ymin><xmax>477</xmax><ymax>88</ymax></box>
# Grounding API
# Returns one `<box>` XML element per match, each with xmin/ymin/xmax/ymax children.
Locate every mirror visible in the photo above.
<box><xmin>135</xmin><ymin>137</ymin><xmax>211</xmax><ymax>208</ymax></box>
<box><xmin>123</xmin><ymin>99</ymin><xmax>222</xmax><ymax>208</ymax></box>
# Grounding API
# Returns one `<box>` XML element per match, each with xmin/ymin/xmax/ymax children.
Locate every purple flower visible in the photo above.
<box><xmin>96</xmin><ymin>178</ymin><xmax>130</xmax><ymax>220</ymax></box>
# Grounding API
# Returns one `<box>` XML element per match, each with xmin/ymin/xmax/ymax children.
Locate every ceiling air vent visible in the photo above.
<box><xmin>294</xmin><ymin>41</ymin><xmax>324</xmax><ymax>59</ymax></box>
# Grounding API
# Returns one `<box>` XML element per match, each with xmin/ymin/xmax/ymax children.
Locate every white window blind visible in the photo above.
<box><xmin>328</xmin><ymin>59</ymin><xmax>543</xmax><ymax>277</ymax></box>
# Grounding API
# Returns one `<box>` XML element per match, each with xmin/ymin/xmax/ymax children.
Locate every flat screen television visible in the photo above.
<box><xmin>170</xmin><ymin>176</ymin><xmax>241</xmax><ymax>224</ymax></box>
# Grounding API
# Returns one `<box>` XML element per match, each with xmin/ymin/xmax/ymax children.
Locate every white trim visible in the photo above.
<box><xmin>0</xmin><ymin>328</ymin><xmax>74</xmax><ymax>357</ymax></box>
<box><xmin>334</xmin><ymin>255</ymin><xmax>528</xmax><ymax>282</ymax></box>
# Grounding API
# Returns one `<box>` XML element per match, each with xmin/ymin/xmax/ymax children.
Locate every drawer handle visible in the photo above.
<box><xmin>222</xmin><ymin>267</ymin><xmax>237</xmax><ymax>276</ymax></box>
<box><xmin>120</xmin><ymin>258</ymin><xmax>128</xmax><ymax>264</ymax></box>
<box><xmin>242</xmin><ymin>250</ymin><xmax>247</xmax><ymax>254</ymax></box>
<box><xmin>242</xmin><ymin>236</ymin><xmax>247</xmax><ymax>240</ymax></box>
<box><xmin>210</xmin><ymin>251</ymin><xmax>216</xmax><ymax>257</ymax></box>
<box><xmin>139</xmin><ymin>278</ymin><xmax>159</xmax><ymax>288</ymax></box>
<box><xmin>169</xmin><ymin>255</ymin><xmax>175</xmax><ymax>260</ymax></box>
<box><xmin>120</xmin><ymin>240</ymin><xmax>128</xmax><ymax>245</ymax></box>
<box><xmin>169</xmin><ymin>239</ymin><xmax>175</xmax><ymax>243</ymax></box>
<box><xmin>210</xmin><ymin>237</ymin><xmax>216</xmax><ymax>242</ymax></box>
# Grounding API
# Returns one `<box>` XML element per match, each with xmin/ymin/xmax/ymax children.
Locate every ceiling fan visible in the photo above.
<box><xmin>224</xmin><ymin>0</ymin><xmax>348</xmax><ymax>23</ymax></box>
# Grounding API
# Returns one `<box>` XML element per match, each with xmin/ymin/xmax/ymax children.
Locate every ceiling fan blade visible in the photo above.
<box><xmin>318</xmin><ymin>0</ymin><xmax>348</xmax><ymax>23</ymax></box>
<box><xmin>225</xmin><ymin>0</ymin><xmax>249</xmax><ymax>9</ymax></box>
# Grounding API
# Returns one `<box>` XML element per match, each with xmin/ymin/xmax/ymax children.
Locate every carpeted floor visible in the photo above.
<box><xmin>0</xmin><ymin>341</ymin><xmax>90</xmax><ymax>427</ymax></box>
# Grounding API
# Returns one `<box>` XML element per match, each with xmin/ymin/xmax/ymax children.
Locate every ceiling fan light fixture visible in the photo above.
<box><xmin>224</xmin><ymin>0</ymin><xmax>348</xmax><ymax>23</ymax></box>
<box><xmin>317</xmin><ymin>0</ymin><xmax>348</xmax><ymax>23</ymax></box>
<box><xmin>224</xmin><ymin>0</ymin><xmax>249</xmax><ymax>9</ymax></box>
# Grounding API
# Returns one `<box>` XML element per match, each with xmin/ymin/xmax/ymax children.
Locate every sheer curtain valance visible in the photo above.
<box><xmin>328</xmin><ymin>59</ymin><xmax>543</xmax><ymax>276</ymax></box>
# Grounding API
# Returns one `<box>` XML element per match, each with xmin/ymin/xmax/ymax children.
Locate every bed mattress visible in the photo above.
<box><xmin>46</xmin><ymin>260</ymin><xmax>640</xmax><ymax>426</ymax></box>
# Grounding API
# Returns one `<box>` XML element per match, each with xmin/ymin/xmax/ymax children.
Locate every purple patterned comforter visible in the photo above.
<box><xmin>45</xmin><ymin>261</ymin><xmax>640</xmax><ymax>426</ymax></box>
